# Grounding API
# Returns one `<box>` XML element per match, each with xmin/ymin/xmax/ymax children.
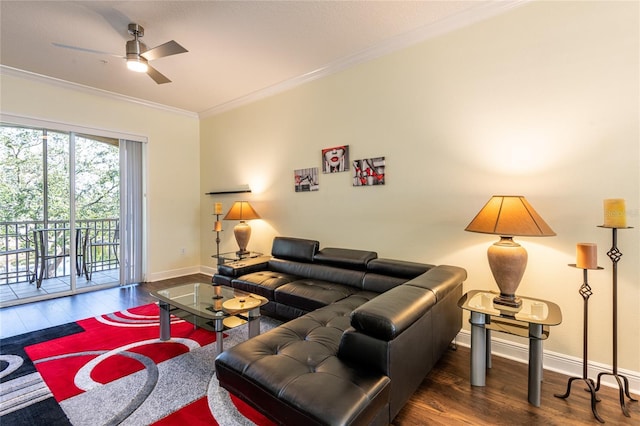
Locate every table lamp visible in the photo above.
<box><xmin>465</xmin><ymin>195</ymin><xmax>555</xmax><ymax>308</ymax></box>
<box><xmin>223</xmin><ymin>201</ymin><xmax>261</xmax><ymax>255</ymax></box>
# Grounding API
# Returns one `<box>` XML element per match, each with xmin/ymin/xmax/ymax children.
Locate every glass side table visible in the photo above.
<box><xmin>458</xmin><ymin>289</ymin><xmax>562</xmax><ymax>407</ymax></box>
<box><xmin>212</xmin><ymin>251</ymin><xmax>263</xmax><ymax>266</ymax></box>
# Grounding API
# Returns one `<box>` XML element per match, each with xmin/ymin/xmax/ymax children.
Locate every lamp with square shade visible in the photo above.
<box><xmin>223</xmin><ymin>201</ymin><xmax>261</xmax><ymax>255</ymax></box>
<box><xmin>465</xmin><ymin>195</ymin><xmax>556</xmax><ymax>308</ymax></box>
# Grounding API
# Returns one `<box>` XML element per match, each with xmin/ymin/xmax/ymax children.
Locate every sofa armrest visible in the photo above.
<box><xmin>339</xmin><ymin>264</ymin><xmax>466</xmax><ymax>366</ymax></box>
<box><xmin>338</xmin><ymin>284</ymin><xmax>440</xmax><ymax>404</ymax></box>
<box><xmin>349</xmin><ymin>284</ymin><xmax>436</xmax><ymax>341</ymax></box>
<box><xmin>215</xmin><ymin>256</ymin><xmax>271</xmax><ymax>279</ymax></box>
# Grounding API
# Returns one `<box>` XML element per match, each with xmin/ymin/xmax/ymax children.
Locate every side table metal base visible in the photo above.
<box><xmin>528</xmin><ymin>323</ymin><xmax>544</xmax><ymax>407</ymax></box>
<box><xmin>468</xmin><ymin>313</ymin><xmax>546</xmax><ymax>407</ymax></box>
<box><xmin>469</xmin><ymin>311</ymin><xmax>487</xmax><ymax>387</ymax></box>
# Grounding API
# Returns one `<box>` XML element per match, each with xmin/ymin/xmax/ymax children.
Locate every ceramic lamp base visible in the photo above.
<box><xmin>487</xmin><ymin>236</ymin><xmax>527</xmax><ymax>309</ymax></box>
<box><xmin>233</xmin><ymin>221</ymin><xmax>251</xmax><ymax>255</ymax></box>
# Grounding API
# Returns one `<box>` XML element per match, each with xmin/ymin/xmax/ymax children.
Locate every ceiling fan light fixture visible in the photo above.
<box><xmin>126</xmin><ymin>33</ymin><xmax>148</xmax><ymax>73</ymax></box>
<box><xmin>53</xmin><ymin>22</ymin><xmax>185</xmax><ymax>84</ymax></box>
<box><xmin>127</xmin><ymin>57</ymin><xmax>148</xmax><ymax>73</ymax></box>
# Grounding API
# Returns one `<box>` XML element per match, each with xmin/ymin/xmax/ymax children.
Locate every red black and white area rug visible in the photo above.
<box><xmin>0</xmin><ymin>303</ymin><xmax>278</xmax><ymax>425</ymax></box>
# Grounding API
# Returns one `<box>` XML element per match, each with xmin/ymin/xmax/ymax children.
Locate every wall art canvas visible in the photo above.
<box><xmin>294</xmin><ymin>167</ymin><xmax>319</xmax><ymax>192</ymax></box>
<box><xmin>322</xmin><ymin>145</ymin><xmax>349</xmax><ymax>173</ymax></box>
<box><xmin>353</xmin><ymin>157</ymin><xmax>385</xmax><ymax>186</ymax></box>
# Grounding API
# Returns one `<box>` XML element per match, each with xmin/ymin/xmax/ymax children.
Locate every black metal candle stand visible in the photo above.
<box><xmin>213</xmin><ymin>213</ymin><xmax>222</xmax><ymax>267</ymax></box>
<box><xmin>595</xmin><ymin>226</ymin><xmax>637</xmax><ymax>418</ymax></box>
<box><xmin>555</xmin><ymin>265</ymin><xmax>605</xmax><ymax>423</ymax></box>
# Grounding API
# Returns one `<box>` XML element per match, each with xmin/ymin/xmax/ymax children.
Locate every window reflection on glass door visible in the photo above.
<box><xmin>74</xmin><ymin>134</ymin><xmax>120</xmax><ymax>288</ymax></box>
<box><xmin>37</xmin><ymin>130</ymin><xmax>73</xmax><ymax>293</ymax></box>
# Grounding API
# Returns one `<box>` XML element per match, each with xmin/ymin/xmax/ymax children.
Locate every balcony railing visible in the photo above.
<box><xmin>0</xmin><ymin>219</ymin><xmax>119</xmax><ymax>285</ymax></box>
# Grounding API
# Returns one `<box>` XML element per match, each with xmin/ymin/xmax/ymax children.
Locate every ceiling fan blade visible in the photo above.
<box><xmin>52</xmin><ymin>42</ymin><xmax>123</xmax><ymax>58</ymax></box>
<box><xmin>141</xmin><ymin>40</ymin><xmax>188</xmax><ymax>61</ymax></box>
<box><xmin>146</xmin><ymin>64</ymin><xmax>171</xmax><ymax>84</ymax></box>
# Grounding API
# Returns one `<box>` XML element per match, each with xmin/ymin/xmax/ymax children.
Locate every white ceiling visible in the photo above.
<box><xmin>0</xmin><ymin>1</ymin><xmax>524</xmax><ymax>116</ymax></box>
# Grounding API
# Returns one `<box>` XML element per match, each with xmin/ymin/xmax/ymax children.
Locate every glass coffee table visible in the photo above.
<box><xmin>150</xmin><ymin>282</ymin><xmax>268</xmax><ymax>354</ymax></box>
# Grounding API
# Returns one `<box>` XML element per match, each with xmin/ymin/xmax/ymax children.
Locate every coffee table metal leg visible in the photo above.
<box><xmin>529</xmin><ymin>323</ymin><xmax>544</xmax><ymax>407</ymax></box>
<box><xmin>247</xmin><ymin>307</ymin><xmax>261</xmax><ymax>339</ymax></box>
<box><xmin>159</xmin><ymin>301</ymin><xmax>171</xmax><ymax>341</ymax></box>
<box><xmin>486</xmin><ymin>329</ymin><xmax>492</xmax><ymax>369</ymax></box>
<box><xmin>470</xmin><ymin>311</ymin><xmax>487</xmax><ymax>386</ymax></box>
<box><xmin>215</xmin><ymin>315</ymin><xmax>224</xmax><ymax>354</ymax></box>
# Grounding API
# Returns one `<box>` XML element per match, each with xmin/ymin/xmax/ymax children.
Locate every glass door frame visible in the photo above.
<box><xmin>1</xmin><ymin>113</ymin><xmax>147</xmax><ymax>303</ymax></box>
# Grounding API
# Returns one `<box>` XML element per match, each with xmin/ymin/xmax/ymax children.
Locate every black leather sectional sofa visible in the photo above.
<box><xmin>213</xmin><ymin>237</ymin><xmax>467</xmax><ymax>425</ymax></box>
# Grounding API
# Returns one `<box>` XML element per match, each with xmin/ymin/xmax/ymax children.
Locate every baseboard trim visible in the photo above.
<box><xmin>200</xmin><ymin>266</ymin><xmax>217</xmax><ymax>277</ymax></box>
<box><xmin>147</xmin><ymin>266</ymin><xmax>202</xmax><ymax>282</ymax></box>
<box><xmin>455</xmin><ymin>329</ymin><xmax>640</xmax><ymax>396</ymax></box>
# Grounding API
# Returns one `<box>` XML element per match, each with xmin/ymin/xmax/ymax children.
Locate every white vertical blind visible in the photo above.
<box><xmin>120</xmin><ymin>139</ymin><xmax>145</xmax><ymax>284</ymax></box>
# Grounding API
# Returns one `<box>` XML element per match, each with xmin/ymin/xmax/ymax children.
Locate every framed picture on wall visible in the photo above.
<box><xmin>321</xmin><ymin>145</ymin><xmax>349</xmax><ymax>173</ymax></box>
<box><xmin>294</xmin><ymin>167</ymin><xmax>319</xmax><ymax>192</ymax></box>
<box><xmin>353</xmin><ymin>157</ymin><xmax>385</xmax><ymax>186</ymax></box>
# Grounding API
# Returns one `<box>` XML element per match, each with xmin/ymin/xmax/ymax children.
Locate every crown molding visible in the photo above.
<box><xmin>1</xmin><ymin>1</ymin><xmax>529</xmax><ymax>119</ymax></box>
<box><xmin>0</xmin><ymin>65</ymin><xmax>198</xmax><ymax>119</ymax></box>
<box><xmin>198</xmin><ymin>0</ymin><xmax>530</xmax><ymax>118</ymax></box>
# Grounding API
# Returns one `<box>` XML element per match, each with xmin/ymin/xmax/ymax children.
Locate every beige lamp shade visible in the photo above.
<box><xmin>224</xmin><ymin>201</ymin><xmax>260</xmax><ymax>255</ymax></box>
<box><xmin>223</xmin><ymin>201</ymin><xmax>261</xmax><ymax>221</ymax></box>
<box><xmin>465</xmin><ymin>196</ymin><xmax>555</xmax><ymax>308</ymax></box>
<box><xmin>465</xmin><ymin>196</ymin><xmax>555</xmax><ymax>237</ymax></box>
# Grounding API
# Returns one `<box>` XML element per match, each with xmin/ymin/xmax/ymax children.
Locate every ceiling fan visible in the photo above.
<box><xmin>53</xmin><ymin>23</ymin><xmax>188</xmax><ymax>84</ymax></box>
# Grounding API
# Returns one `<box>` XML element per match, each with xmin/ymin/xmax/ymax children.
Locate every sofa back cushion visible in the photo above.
<box><xmin>271</xmin><ymin>237</ymin><xmax>319</xmax><ymax>262</ymax></box>
<box><xmin>269</xmin><ymin>258</ymin><xmax>366</xmax><ymax>289</ymax></box>
<box><xmin>361</xmin><ymin>274</ymin><xmax>407</xmax><ymax>293</ymax></box>
<box><xmin>313</xmin><ymin>248</ymin><xmax>377</xmax><ymax>270</ymax></box>
<box><xmin>359</xmin><ymin>258</ymin><xmax>434</xmax><ymax>293</ymax></box>
<box><xmin>405</xmin><ymin>264</ymin><xmax>468</xmax><ymax>302</ymax></box>
<box><xmin>366</xmin><ymin>258</ymin><xmax>433</xmax><ymax>278</ymax></box>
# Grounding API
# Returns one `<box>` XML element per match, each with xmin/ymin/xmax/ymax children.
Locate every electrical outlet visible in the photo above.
<box><xmin>180</xmin><ymin>248</ymin><xmax>186</xmax><ymax>255</ymax></box>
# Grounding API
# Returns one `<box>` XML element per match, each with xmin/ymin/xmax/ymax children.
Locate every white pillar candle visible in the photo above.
<box><xmin>214</xmin><ymin>202</ymin><xmax>223</xmax><ymax>215</ymax></box>
<box><xmin>576</xmin><ymin>243</ymin><xmax>598</xmax><ymax>269</ymax></box>
<box><xmin>214</xmin><ymin>221</ymin><xmax>222</xmax><ymax>232</ymax></box>
<box><xmin>603</xmin><ymin>199</ymin><xmax>626</xmax><ymax>228</ymax></box>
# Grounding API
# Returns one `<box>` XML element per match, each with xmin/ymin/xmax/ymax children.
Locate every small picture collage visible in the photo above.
<box><xmin>294</xmin><ymin>145</ymin><xmax>385</xmax><ymax>192</ymax></box>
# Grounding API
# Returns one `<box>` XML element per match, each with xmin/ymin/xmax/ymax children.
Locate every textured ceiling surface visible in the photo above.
<box><xmin>0</xmin><ymin>1</ymin><xmax>521</xmax><ymax>115</ymax></box>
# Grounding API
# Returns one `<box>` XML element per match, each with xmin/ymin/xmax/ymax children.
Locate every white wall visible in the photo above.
<box><xmin>200</xmin><ymin>0</ymin><xmax>639</xmax><ymax>375</ymax></box>
<box><xmin>0</xmin><ymin>72</ymin><xmax>201</xmax><ymax>281</ymax></box>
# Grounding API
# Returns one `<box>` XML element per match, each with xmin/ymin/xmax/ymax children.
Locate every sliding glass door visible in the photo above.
<box><xmin>0</xmin><ymin>123</ymin><xmax>143</xmax><ymax>305</ymax></box>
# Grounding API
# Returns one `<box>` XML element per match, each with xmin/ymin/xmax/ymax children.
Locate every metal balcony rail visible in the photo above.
<box><xmin>0</xmin><ymin>219</ymin><xmax>119</xmax><ymax>285</ymax></box>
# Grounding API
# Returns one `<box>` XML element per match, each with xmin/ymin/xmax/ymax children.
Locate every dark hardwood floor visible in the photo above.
<box><xmin>0</xmin><ymin>274</ymin><xmax>204</xmax><ymax>338</ymax></box>
<box><xmin>1</xmin><ymin>273</ymin><xmax>637</xmax><ymax>425</ymax></box>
